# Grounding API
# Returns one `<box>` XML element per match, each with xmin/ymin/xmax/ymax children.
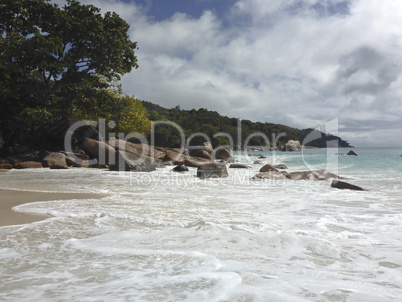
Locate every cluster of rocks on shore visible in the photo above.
<box><xmin>0</xmin><ymin>138</ymin><xmax>365</xmax><ymax>191</ymax></box>
<box><xmin>0</xmin><ymin>138</ymin><xmax>233</xmax><ymax>172</ymax></box>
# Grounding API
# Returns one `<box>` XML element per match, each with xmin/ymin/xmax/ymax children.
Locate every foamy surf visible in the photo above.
<box><xmin>0</xmin><ymin>147</ymin><xmax>401</xmax><ymax>301</ymax></box>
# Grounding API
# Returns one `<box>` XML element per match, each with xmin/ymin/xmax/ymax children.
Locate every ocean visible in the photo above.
<box><xmin>0</xmin><ymin>147</ymin><xmax>401</xmax><ymax>301</ymax></box>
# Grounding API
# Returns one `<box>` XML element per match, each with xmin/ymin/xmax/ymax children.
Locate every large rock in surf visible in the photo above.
<box><xmin>171</xmin><ymin>148</ymin><xmax>187</xmax><ymax>153</ymax></box>
<box><xmin>81</xmin><ymin>138</ymin><xmax>115</xmax><ymax>165</ymax></box>
<box><xmin>61</xmin><ymin>151</ymin><xmax>89</xmax><ymax>161</ymax></box>
<box><xmin>164</xmin><ymin>149</ymin><xmax>211</xmax><ymax>167</ymax></box>
<box><xmin>229</xmin><ymin>164</ymin><xmax>250</xmax><ymax>169</ymax></box>
<box><xmin>63</xmin><ymin>155</ymin><xmax>76</xmax><ymax>167</ymax></box>
<box><xmin>286</xmin><ymin>170</ymin><xmax>340</xmax><ymax>180</ymax></box>
<box><xmin>42</xmin><ymin>152</ymin><xmax>68</xmax><ymax>169</ymax></box>
<box><xmin>109</xmin><ymin>150</ymin><xmax>156</xmax><ymax>172</ymax></box>
<box><xmin>109</xmin><ymin>159</ymin><xmax>157</xmax><ymax>172</ymax></box>
<box><xmin>172</xmin><ymin>165</ymin><xmax>189</xmax><ymax>172</ymax></box>
<box><xmin>130</xmin><ymin>160</ymin><xmax>157</xmax><ymax>172</ymax></box>
<box><xmin>347</xmin><ymin>150</ymin><xmax>358</xmax><ymax>156</ymax></box>
<box><xmin>72</xmin><ymin>159</ymin><xmax>89</xmax><ymax>168</ymax></box>
<box><xmin>13</xmin><ymin>161</ymin><xmax>43</xmax><ymax>169</ymax></box>
<box><xmin>164</xmin><ymin>150</ymin><xmax>186</xmax><ymax>165</ymax></box>
<box><xmin>259</xmin><ymin>164</ymin><xmax>278</xmax><ymax>173</ymax></box>
<box><xmin>109</xmin><ymin>138</ymin><xmax>166</xmax><ymax>162</ymax></box>
<box><xmin>0</xmin><ymin>164</ymin><xmax>13</xmax><ymax>170</ymax></box>
<box><xmin>109</xmin><ymin>150</ymin><xmax>133</xmax><ymax>171</ymax></box>
<box><xmin>213</xmin><ymin>148</ymin><xmax>232</xmax><ymax>161</ymax></box>
<box><xmin>282</xmin><ymin>140</ymin><xmax>302</xmax><ymax>151</ymax></box>
<box><xmin>331</xmin><ymin>180</ymin><xmax>364</xmax><ymax>191</ymax></box>
<box><xmin>188</xmin><ymin>142</ymin><xmax>214</xmax><ymax>159</ymax></box>
<box><xmin>60</xmin><ymin>150</ymin><xmax>89</xmax><ymax>167</ymax></box>
<box><xmin>203</xmin><ymin>142</ymin><xmax>214</xmax><ymax>154</ymax></box>
<box><xmin>189</xmin><ymin>148</ymin><xmax>213</xmax><ymax>160</ymax></box>
<box><xmin>197</xmin><ymin>163</ymin><xmax>228</xmax><ymax>179</ymax></box>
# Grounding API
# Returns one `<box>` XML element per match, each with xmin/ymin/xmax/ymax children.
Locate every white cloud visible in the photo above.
<box><xmin>57</xmin><ymin>0</ymin><xmax>402</xmax><ymax>146</ymax></box>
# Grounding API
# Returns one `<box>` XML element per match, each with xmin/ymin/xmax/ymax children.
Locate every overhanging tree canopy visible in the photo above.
<box><xmin>0</xmin><ymin>0</ymin><xmax>146</xmax><ymax>148</ymax></box>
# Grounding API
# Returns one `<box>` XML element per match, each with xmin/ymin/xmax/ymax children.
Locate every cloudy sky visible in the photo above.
<box><xmin>59</xmin><ymin>0</ymin><xmax>402</xmax><ymax>147</ymax></box>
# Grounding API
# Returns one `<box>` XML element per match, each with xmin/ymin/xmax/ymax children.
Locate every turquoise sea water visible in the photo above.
<box><xmin>0</xmin><ymin>147</ymin><xmax>401</xmax><ymax>301</ymax></box>
<box><xmin>237</xmin><ymin>147</ymin><xmax>402</xmax><ymax>189</ymax></box>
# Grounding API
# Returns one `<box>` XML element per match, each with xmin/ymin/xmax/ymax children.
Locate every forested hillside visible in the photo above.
<box><xmin>142</xmin><ymin>101</ymin><xmax>352</xmax><ymax>149</ymax></box>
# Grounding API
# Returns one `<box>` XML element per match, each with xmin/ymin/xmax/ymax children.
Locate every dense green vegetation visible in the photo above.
<box><xmin>0</xmin><ymin>0</ymin><xmax>150</xmax><ymax>151</ymax></box>
<box><xmin>142</xmin><ymin>101</ymin><xmax>352</xmax><ymax>149</ymax></box>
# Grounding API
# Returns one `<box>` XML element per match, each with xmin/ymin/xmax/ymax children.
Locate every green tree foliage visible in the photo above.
<box><xmin>0</xmin><ymin>0</ymin><xmax>148</xmax><ymax>149</ymax></box>
<box><xmin>72</xmin><ymin>77</ymin><xmax>150</xmax><ymax>135</ymax></box>
<box><xmin>141</xmin><ymin>101</ymin><xmax>352</xmax><ymax>149</ymax></box>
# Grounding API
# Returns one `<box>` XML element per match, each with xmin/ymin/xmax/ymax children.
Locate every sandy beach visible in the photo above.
<box><xmin>0</xmin><ymin>189</ymin><xmax>106</xmax><ymax>227</ymax></box>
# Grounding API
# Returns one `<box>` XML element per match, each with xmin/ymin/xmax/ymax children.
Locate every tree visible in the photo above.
<box><xmin>0</xmin><ymin>0</ymin><xmax>142</xmax><ymax>148</ymax></box>
<box><xmin>72</xmin><ymin>76</ymin><xmax>151</xmax><ymax>135</ymax></box>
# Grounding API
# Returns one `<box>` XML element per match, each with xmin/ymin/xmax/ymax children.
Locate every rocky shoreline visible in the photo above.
<box><xmin>0</xmin><ymin>138</ymin><xmax>234</xmax><ymax>173</ymax></box>
<box><xmin>0</xmin><ymin>139</ymin><xmax>364</xmax><ymax>191</ymax></box>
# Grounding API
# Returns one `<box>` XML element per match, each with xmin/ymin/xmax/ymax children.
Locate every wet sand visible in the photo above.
<box><xmin>0</xmin><ymin>189</ymin><xmax>106</xmax><ymax>227</ymax></box>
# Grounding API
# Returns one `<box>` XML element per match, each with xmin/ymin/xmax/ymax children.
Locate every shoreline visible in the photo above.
<box><xmin>0</xmin><ymin>189</ymin><xmax>106</xmax><ymax>227</ymax></box>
